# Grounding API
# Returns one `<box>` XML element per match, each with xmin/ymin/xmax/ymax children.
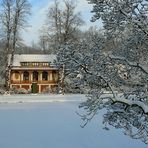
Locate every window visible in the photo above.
<box><xmin>43</xmin><ymin>63</ymin><xmax>49</xmax><ymax>66</ymax></box>
<box><xmin>32</xmin><ymin>63</ymin><xmax>39</xmax><ymax>66</ymax></box>
<box><xmin>21</xmin><ymin>62</ymin><xmax>50</xmax><ymax>67</ymax></box>
<box><xmin>33</xmin><ymin>71</ymin><xmax>38</xmax><ymax>81</ymax></box>
<box><xmin>23</xmin><ymin>71</ymin><xmax>29</xmax><ymax>81</ymax></box>
<box><xmin>21</xmin><ymin>62</ymin><xmax>29</xmax><ymax>66</ymax></box>
<box><xmin>42</xmin><ymin>71</ymin><xmax>48</xmax><ymax>81</ymax></box>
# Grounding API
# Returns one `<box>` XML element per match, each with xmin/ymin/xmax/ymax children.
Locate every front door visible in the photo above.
<box><xmin>31</xmin><ymin>82</ymin><xmax>38</xmax><ymax>93</ymax></box>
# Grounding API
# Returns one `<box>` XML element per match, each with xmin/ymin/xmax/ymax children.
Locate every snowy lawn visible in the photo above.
<box><xmin>0</xmin><ymin>94</ymin><xmax>86</xmax><ymax>103</ymax></box>
<box><xmin>0</xmin><ymin>95</ymin><xmax>147</xmax><ymax>148</ymax></box>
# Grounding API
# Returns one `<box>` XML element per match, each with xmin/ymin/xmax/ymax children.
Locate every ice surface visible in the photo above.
<box><xmin>0</xmin><ymin>95</ymin><xmax>147</xmax><ymax>148</ymax></box>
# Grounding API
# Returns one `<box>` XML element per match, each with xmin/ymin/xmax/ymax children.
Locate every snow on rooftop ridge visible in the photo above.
<box><xmin>11</xmin><ymin>54</ymin><xmax>57</xmax><ymax>66</ymax></box>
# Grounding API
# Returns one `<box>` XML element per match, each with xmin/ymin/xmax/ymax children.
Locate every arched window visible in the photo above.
<box><xmin>42</xmin><ymin>71</ymin><xmax>48</xmax><ymax>81</ymax></box>
<box><xmin>33</xmin><ymin>71</ymin><xmax>38</xmax><ymax>81</ymax></box>
<box><xmin>23</xmin><ymin>71</ymin><xmax>29</xmax><ymax>81</ymax></box>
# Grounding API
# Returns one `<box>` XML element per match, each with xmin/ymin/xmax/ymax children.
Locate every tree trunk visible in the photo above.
<box><xmin>5</xmin><ymin>65</ymin><xmax>11</xmax><ymax>91</ymax></box>
<box><xmin>5</xmin><ymin>54</ymin><xmax>11</xmax><ymax>91</ymax></box>
<box><xmin>60</xmin><ymin>64</ymin><xmax>66</xmax><ymax>95</ymax></box>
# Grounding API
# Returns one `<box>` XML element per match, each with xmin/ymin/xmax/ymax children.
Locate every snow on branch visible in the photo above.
<box><xmin>119</xmin><ymin>9</ymin><xmax>148</xmax><ymax>36</ymax></box>
<box><xmin>109</xmin><ymin>55</ymin><xmax>148</xmax><ymax>75</ymax></box>
<box><xmin>111</xmin><ymin>94</ymin><xmax>148</xmax><ymax>114</ymax></box>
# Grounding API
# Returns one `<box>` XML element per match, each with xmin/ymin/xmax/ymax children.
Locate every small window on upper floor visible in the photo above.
<box><xmin>32</xmin><ymin>63</ymin><xmax>39</xmax><ymax>66</ymax></box>
<box><xmin>21</xmin><ymin>62</ymin><xmax>29</xmax><ymax>66</ymax></box>
<box><xmin>42</xmin><ymin>62</ymin><xmax>49</xmax><ymax>67</ymax></box>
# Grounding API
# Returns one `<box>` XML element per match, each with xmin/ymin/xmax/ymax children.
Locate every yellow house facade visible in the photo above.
<box><xmin>10</xmin><ymin>54</ymin><xmax>59</xmax><ymax>93</ymax></box>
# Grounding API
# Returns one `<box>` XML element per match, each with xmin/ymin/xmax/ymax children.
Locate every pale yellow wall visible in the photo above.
<box><xmin>30</xmin><ymin>72</ymin><xmax>33</xmax><ymax>81</ymax></box>
<box><xmin>49</xmin><ymin>72</ymin><xmax>53</xmax><ymax>81</ymax></box>
<box><xmin>11</xmin><ymin>72</ymin><xmax>20</xmax><ymax>81</ymax></box>
<box><xmin>53</xmin><ymin>73</ymin><xmax>58</xmax><ymax>81</ymax></box>
<box><xmin>39</xmin><ymin>72</ymin><xmax>42</xmax><ymax>81</ymax></box>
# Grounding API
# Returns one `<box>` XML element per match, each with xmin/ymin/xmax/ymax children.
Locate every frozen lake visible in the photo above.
<box><xmin>0</xmin><ymin>97</ymin><xmax>147</xmax><ymax>148</ymax></box>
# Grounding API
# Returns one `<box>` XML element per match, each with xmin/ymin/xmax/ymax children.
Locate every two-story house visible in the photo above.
<box><xmin>10</xmin><ymin>54</ymin><xmax>59</xmax><ymax>93</ymax></box>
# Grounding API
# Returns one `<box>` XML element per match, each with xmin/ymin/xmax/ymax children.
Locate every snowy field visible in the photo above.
<box><xmin>0</xmin><ymin>95</ymin><xmax>147</xmax><ymax>148</ymax></box>
<box><xmin>0</xmin><ymin>94</ymin><xmax>86</xmax><ymax>103</ymax></box>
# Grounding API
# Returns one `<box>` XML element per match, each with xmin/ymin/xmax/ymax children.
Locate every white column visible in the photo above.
<box><xmin>39</xmin><ymin>72</ymin><xmax>42</xmax><ymax>81</ymax></box>
<box><xmin>49</xmin><ymin>72</ymin><xmax>53</xmax><ymax>81</ymax></box>
<box><xmin>29</xmin><ymin>85</ymin><xmax>32</xmax><ymax>90</ymax></box>
<box><xmin>53</xmin><ymin>72</ymin><xmax>58</xmax><ymax>82</ymax></box>
<box><xmin>30</xmin><ymin>72</ymin><xmax>33</xmax><ymax>82</ymax></box>
<box><xmin>39</xmin><ymin>85</ymin><xmax>41</xmax><ymax>93</ymax></box>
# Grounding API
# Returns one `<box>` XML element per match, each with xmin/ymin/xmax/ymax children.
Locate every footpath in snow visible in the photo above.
<box><xmin>0</xmin><ymin>94</ymin><xmax>86</xmax><ymax>104</ymax></box>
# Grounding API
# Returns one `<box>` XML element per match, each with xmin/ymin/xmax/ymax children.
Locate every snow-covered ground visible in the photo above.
<box><xmin>0</xmin><ymin>94</ymin><xmax>86</xmax><ymax>104</ymax></box>
<box><xmin>0</xmin><ymin>95</ymin><xmax>147</xmax><ymax>148</ymax></box>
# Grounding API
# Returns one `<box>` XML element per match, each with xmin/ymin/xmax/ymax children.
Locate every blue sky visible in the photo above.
<box><xmin>22</xmin><ymin>0</ymin><xmax>102</xmax><ymax>46</ymax></box>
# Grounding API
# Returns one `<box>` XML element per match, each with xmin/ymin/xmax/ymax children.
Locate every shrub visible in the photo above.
<box><xmin>0</xmin><ymin>88</ymin><xmax>5</xmax><ymax>94</ymax></box>
<box><xmin>42</xmin><ymin>86</ymin><xmax>51</xmax><ymax>94</ymax></box>
<box><xmin>16</xmin><ymin>88</ymin><xmax>29</xmax><ymax>94</ymax></box>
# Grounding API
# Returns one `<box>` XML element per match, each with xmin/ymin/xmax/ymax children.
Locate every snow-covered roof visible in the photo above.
<box><xmin>11</xmin><ymin>54</ymin><xmax>57</xmax><ymax>66</ymax></box>
<box><xmin>11</xmin><ymin>67</ymin><xmax>58</xmax><ymax>70</ymax></box>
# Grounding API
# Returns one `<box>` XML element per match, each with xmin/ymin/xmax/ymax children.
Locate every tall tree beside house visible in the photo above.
<box><xmin>0</xmin><ymin>0</ymin><xmax>31</xmax><ymax>90</ymax></box>
<box><xmin>0</xmin><ymin>42</ymin><xmax>5</xmax><ymax>83</ymax></box>
<box><xmin>39</xmin><ymin>0</ymin><xmax>84</xmax><ymax>53</ymax></box>
<box><xmin>39</xmin><ymin>0</ymin><xmax>84</xmax><ymax>94</ymax></box>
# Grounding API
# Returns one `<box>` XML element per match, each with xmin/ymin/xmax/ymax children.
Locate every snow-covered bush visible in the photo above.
<box><xmin>10</xmin><ymin>87</ymin><xmax>31</xmax><ymax>94</ymax></box>
<box><xmin>42</xmin><ymin>86</ymin><xmax>58</xmax><ymax>94</ymax></box>
<box><xmin>0</xmin><ymin>88</ymin><xmax>5</xmax><ymax>94</ymax></box>
<box><xmin>15</xmin><ymin>88</ymin><xmax>29</xmax><ymax>94</ymax></box>
<box><xmin>10</xmin><ymin>87</ymin><xmax>18</xmax><ymax>94</ymax></box>
<box><xmin>42</xmin><ymin>87</ymin><xmax>51</xmax><ymax>94</ymax></box>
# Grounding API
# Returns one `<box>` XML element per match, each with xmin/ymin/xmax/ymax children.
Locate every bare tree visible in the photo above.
<box><xmin>41</xmin><ymin>0</ymin><xmax>84</xmax><ymax>94</ymax></box>
<box><xmin>39</xmin><ymin>0</ymin><xmax>84</xmax><ymax>51</ymax></box>
<box><xmin>0</xmin><ymin>0</ymin><xmax>31</xmax><ymax>90</ymax></box>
